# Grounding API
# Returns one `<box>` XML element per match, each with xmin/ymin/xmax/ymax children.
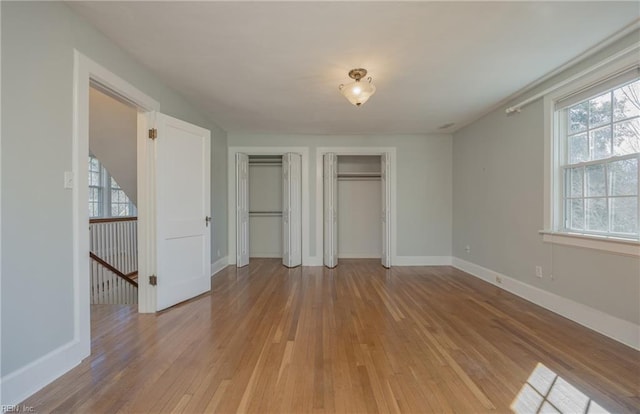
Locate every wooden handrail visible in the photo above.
<box><xmin>90</xmin><ymin>252</ymin><xmax>139</xmax><ymax>288</ymax></box>
<box><xmin>90</xmin><ymin>217</ymin><xmax>137</xmax><ymax>224</ymax></box>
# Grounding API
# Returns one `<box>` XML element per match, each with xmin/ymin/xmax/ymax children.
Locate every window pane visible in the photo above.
<box><xmin>589</xmin><ymin>92</ymin><xmax>612</xmax><ymax>128</ymax></box>
<box><xmin>568</xmin><ymin>133</ymin><xmax>588</xmax><ymax>164</ymax></box>
<box><xmin>609</xmin><ymin>158</ymin><xmax>638</xmax><ymax>196</ymax></box>
<box><xmin>611</xmin><ymin>197</ymin><xmax>638</xmax><ymax>234</ymax></box>
<box><xmin>613</xmin><ymin>80</ymin><xmax>640</xmax><ymax>121</ymax></box>
<box><xmin>112</xmin><ymin>189</ymin><xmax>120</xmax><ymax>203</ymax></box>
<box><xmin>613</xmin><ymin>119</ymin><xmax>640</xmax><ymax>156</ymax></box>
<box><xmin>89</xmin><ymin>172</ymin><xmax>99</xmax><ymax>186</ymax></box>
<box><xmin>590</xmin><ymin>126</ymin><xmax>612</xmax><ymax>160</ymax></box>
<box><xmin>567</xmin><ymin>167</ymin><xmax>583</xmax><ymax>198</ymax></box>
<box><xmin>586</xmin><ymin>198</ymin><xmax>608</xmax><ymax>232</ymax></box>
<box><xmin>111</xmin><ymin>177</ymin><xmax>120</xmax><ymax>189</ymax></box>
<box><xmin>569</xmin><ymin>102</ymin><xmax>588</xmax><ymax>133</ymax></box>
<box><xmin>567</xmin><ymin>199</ymin><xmax>584</xmax><ymax>230</ymax></box>
<box><xmin>585</xmin><ymin>165</ymin><xmax>606</xmax><ymax>197</ymax></box>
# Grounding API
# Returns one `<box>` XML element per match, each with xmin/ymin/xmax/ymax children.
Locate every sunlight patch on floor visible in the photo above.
<box><xmin>511</xmin><ymin>363</ymin><xmax>609</xmax><ymax>413</ymax></box>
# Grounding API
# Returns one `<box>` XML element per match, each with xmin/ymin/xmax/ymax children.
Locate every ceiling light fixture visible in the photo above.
<box><xmin>339</xmin><ymin>68</ymin><xmax>376</xmax><ymax>107</ymax></box>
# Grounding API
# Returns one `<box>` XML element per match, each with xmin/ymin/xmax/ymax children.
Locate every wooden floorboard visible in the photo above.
<box><xmin>22</xmin><ymin>259</ymin><xmax>640</xmax><ymax>413</ymax></box>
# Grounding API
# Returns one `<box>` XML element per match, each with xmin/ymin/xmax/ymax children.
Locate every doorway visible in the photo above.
<box><xmin>73</xmin><ymin>52</ymin><xmax>212</xmax><ymax>365</ymax></box>
<box><xmin>88</xmin><ymin>85</ymin><xmax>139</xmax><ymax>307</ymax></box>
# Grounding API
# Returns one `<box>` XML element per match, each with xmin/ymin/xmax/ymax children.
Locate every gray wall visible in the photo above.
<box><xmin>337</xmin><ymin>156</ymin><xmax>382</xmax><ymax>258</ymax></box>
<box><xmin>1</xmin><ymin>1</ymin><xmax>227</xmax><ymax>376</ymax></box>
<box><xmin>229</xmin><ymin>133</ymin><xmax>453</xmax><ymax>258</ymax></box>
<box><xmin>89</xmin><ymin>86</ymin><xmax>138</xmax><ymax>204</ymax></box>
<box><xmin>249</xmin><ymin>163</ymin><xmax>282</xmax><ymax>257</ymax></box>
<box><xmin>452</xmin><ymin>31</ymin><xmax>640</xmax><ymax>325</ymax></box>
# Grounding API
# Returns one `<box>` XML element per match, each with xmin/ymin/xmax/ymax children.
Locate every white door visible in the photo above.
<box><xmin>156</xmin><ymin>113</ymin><xmax>211</xmax><ymax>311</ymax></box>
<box><xmin>282</xmin><ymin>153</ymin><xmax>302</xmax><ymax>267</ymax></box>
<box><xmin>323</xmin><ymin>153</ymin><xmax>338</xmax><ymax>268</ymax></box>
<box><xmin>236</xmin><ymin>153</ymin><xmax>250</xmax><ymax>267</ymax></box>
<box><xmin>381</xmin><ymin>153</ymin><xmax>391</xmax><ymax>268</ymax></box>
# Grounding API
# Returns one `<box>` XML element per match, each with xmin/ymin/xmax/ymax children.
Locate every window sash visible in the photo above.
<box><xmin>561</xmin><ymin>154</ymin><xmax>639</xmax><ymax>238</ymax></box>
<box><xmin>88</xmin><ymin>155</ymin><xmax>136</xmax><ymax>218</ymax></box>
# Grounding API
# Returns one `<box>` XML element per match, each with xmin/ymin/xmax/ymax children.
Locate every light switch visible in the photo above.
<box><xmin>64</xmin><ymin>171</ymin><xmax>74</xmax><ymax>189</ymax></box>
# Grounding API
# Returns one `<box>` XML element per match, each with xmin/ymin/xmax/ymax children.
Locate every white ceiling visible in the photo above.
<box><xmin>68</xmin><ymin>2</ymin><xmax>639</xmax><ymax>135</ymax></box>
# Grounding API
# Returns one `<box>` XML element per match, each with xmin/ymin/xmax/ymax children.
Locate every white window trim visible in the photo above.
<box><xmin>542</xmin><ymin>49</ymin><xmax>640</xmax><ymax>257</ymax></box>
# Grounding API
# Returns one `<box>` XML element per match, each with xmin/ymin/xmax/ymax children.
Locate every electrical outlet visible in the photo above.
<box><xmin>464</xmin><ymin>245</ymin><xmax>471</xmax><ymax>253</ymax></box>
<box><xmin>535</xmin><ymin>266</ymin><xmax>543</xmax><ymax>278</ymax></box>
<box><xmin>495</xmin><ymin>276</ymin><xmax>503</xmax><ymax>284</ymax></box>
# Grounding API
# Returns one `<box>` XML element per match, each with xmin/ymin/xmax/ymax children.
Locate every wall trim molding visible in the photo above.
<box><xmin>249</xmin><ymin>254</ymin><xmax>282</xmax><ymax>259</ymax></box>
<box><xmin>393</xmin><ymin>256</ymin><xmax>452</xmax><ymax>266</ymax></box>
<box><xmin>211</xmin><ymin>256</ymin><xmax>229</xmax><ymax>277</ymax></box>
<box><xmin>1</xmin><ymin>340</ymin><xmax>82</xmax><ymax>405</ymax></box>
<box><xmin>338</xmin><ymin>253</ymin><xmax>382</xmax><ymax>259</ymax></box>
<box><xmin>452</xmin><ymin>257</ymin><xmax>640</xmax><ymax>351</ymax></box>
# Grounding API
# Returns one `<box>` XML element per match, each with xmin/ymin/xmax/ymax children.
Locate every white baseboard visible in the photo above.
<box><xmin>303</xmin><ymin>256</ymin><xmax>323</xmax><ymax>266</ymax></box>
<box><xmin>1</xmin><ymin>340</ymin><xmax>85</xmax><ymax>406</ymax></box>
<box><xmin>211</xmin><ymin>256</ymin><xmax>229</xmax><ymax>277</ymax></box>
<box><xmin>338</xmin><ymin>253</ymin><xmax>381</xmax><ymax>259</ymax></box>
<box><xmin>393</xmin><ymin>256</ymin><xmax>452</xmax><ymax>266</ymax></box>
<box><xmin>249</xmin><ymin>253</ymin><xmax>281</xmax><ymax>259</ymax></box>
<box><xmin>452</xmin><ymin>257</ymin><xmax>640</xmax><ymax>351</ymax></box>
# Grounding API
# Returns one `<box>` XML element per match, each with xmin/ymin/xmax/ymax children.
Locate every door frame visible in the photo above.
<box><xmin>315</xmin><ymin>147</ymin><xmax>397</xmax><ymax>266</ymax></box>
<box><xmin>73</xmin><ymin>50</ymin><xmax>160</xmax><ymax>356</ymax></box>
<box><xmin>227</xmin><ymin>147</ymin><xmax>310</xmax><ymax>265</ymax></box>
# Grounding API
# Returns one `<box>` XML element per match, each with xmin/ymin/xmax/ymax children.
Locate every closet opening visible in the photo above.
<box><xmin>323</xmin><ymin>152</ymin><xmax>391</xmax><ymax>268</ymax></box>
<box><xmin>248</xmin><ymin>155</ymin><xmax>284</xmax><ymax>260</ymax></box>
<box><xmin>337</xmin><ymin>155</ymin><xmax>382</xmax><ymax>260</ymax></box>
<box><xmin>235</xmin><ymin>152</ymin><xmax>302</xmax><ymax>268</ymax></box>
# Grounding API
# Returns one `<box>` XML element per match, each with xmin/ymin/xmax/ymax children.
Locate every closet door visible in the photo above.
<box><xmin>323</xmin><ymin>153</ymin><xmax>338</xmax><ymax>268</ymax></box>
<box><xmin>282</xmin><ymin>153</ymin><xmax>302</xmax><ymax>267</ymax></box>
<box><xmin>236</xmin><ymin>153</ymin><xmax>250</xmax><ymax>267</ymax></box>
<box><xmin>381</xmin><ymin>153</ymin><xmax>391</xmax><ymax>268</ymax></box>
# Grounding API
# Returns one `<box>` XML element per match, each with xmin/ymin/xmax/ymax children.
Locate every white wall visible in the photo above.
<box><xmin>89</xmin><ymin>86</ymin><xmax>138</xmax><ymax>204</ymax></box>
<box><xmin>1</xmin><ymin>1</ymin><xmax>228</xmax><ymax>401</ymax></box>
<box><xmin>228</xmin><ymin>133</ymin><xmax>453</xmax><ymax>262</ymax></box>
<box><xmin>452</xmin><ymin>30</ymin><xmax>640</xmax><ymax>339</ymax></box>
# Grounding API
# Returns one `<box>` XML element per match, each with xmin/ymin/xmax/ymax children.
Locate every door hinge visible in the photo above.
<box><xmin>148</xmin><ymin>128</ymin><xmax>158</xmax><ymax>140</ymax></box>
<box><xmin>149</xmin><ymin>275</ymin><xmax>157</xmax><ymax>286</ymax></box>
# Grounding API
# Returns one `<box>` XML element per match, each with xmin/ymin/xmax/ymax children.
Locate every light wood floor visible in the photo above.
<box><xmin>24</xmin><ymin>259</ymin><xmax>639</xmax><ymax>413</ymax></box>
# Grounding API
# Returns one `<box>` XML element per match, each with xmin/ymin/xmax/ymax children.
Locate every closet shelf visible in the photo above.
<box><xmin>337</xmin><ymin>172</ymin><xmax>381</xmax><ymax>178</ymax></box>
<box><xmin>249</xmin><ymin>211</ymin><xmax>283</xmax><ymax>216</ymax></box>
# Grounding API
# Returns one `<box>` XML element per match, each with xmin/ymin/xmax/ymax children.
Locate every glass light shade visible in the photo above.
<box><xmin>339</xmin><ymin>79</ymin><xmax>376</xmax><ymax>107</ymax></box>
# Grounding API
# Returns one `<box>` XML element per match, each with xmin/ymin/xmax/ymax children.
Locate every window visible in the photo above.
<box><xmin>88</xmin><ymin>155</ymin><xmax>137</xmax><ymax>218</ymax></box>
<box><xmin>560</xmin><ymin>78</ymin><xmax>639</xmax><ymax>238</ymax></box>
<box><xmin>545</xmin><ymin>60</ymin><xmax>640</xmax><ymax>253</ymax></box>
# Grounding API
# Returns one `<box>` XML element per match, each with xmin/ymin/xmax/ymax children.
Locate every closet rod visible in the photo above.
<box><xmin>249</xmin><ymin>211</ymin><xmax>283</xmax><ymax>215</ymax></box>
<box><xmin>337</xmin><ymin>174</ymin><xmax>382</xmax><ymax>179</ymax></box>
